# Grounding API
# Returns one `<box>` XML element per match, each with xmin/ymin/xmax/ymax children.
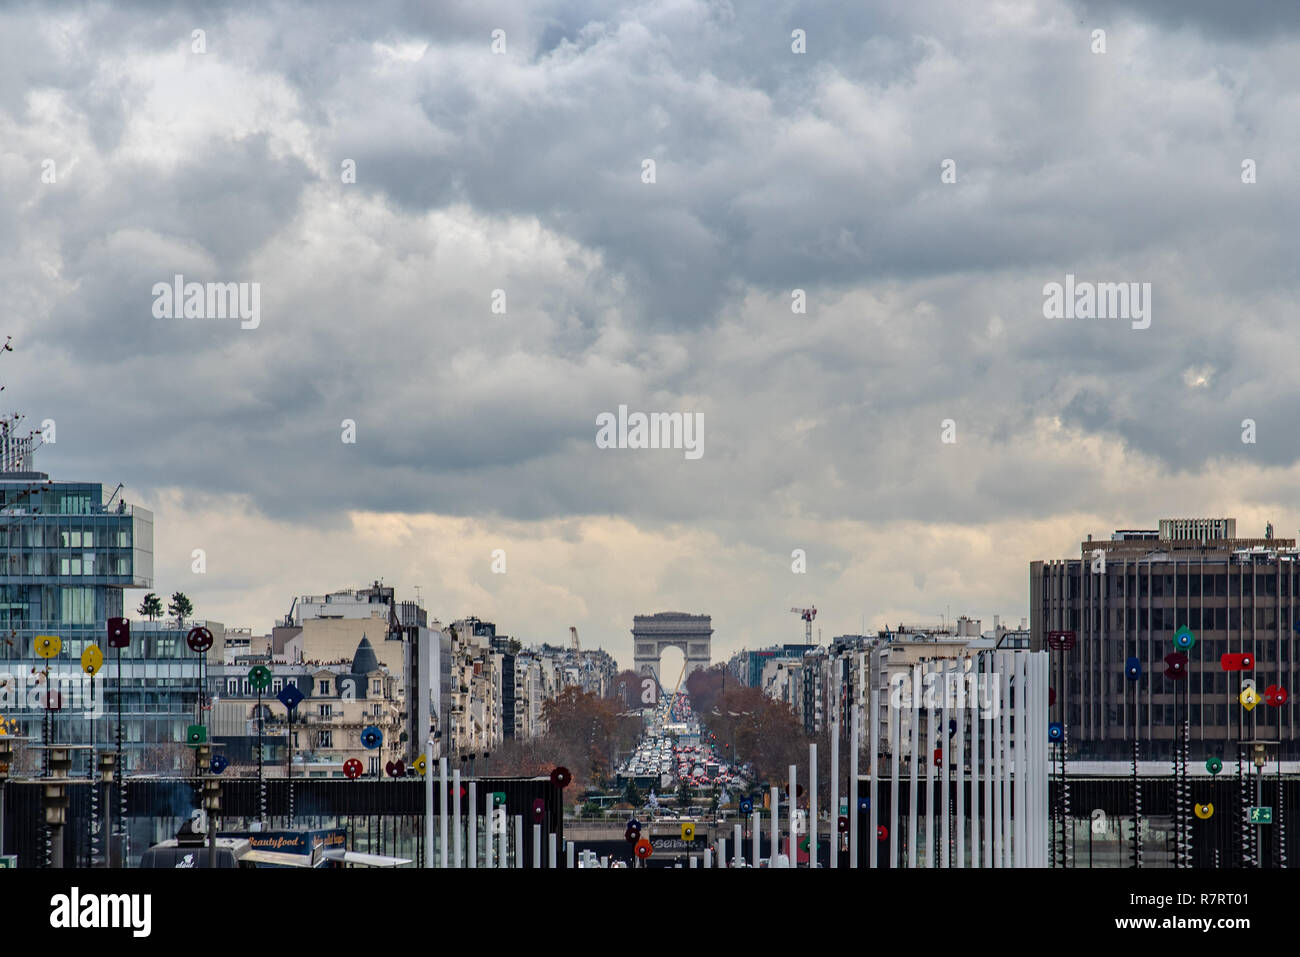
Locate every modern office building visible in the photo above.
<box><xmin>1031</xmin><ymin>518</ymin><xmax>1300</xmax><ymax>759</ymax></box>
<box><xmin>0</xmin><ymin>423</ymin><xmax>211</xmax><ymax>771</ymax></box>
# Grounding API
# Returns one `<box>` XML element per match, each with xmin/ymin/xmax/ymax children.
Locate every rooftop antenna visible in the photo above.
<box><xmin>106</xmin><ymin>483</ymin><xmax>124</xmax><ymax>507</ymax></box>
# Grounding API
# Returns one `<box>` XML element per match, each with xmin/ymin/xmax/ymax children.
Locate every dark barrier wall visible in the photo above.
<box><xmin>1</xmin><ymin>776</ymin><xmax>563</xmax><ymax>868</ymax></box>
<box><xmin>853</xmin><ymin>774</ymin><xmax>1297</xmax><ymax>868</ymax></box>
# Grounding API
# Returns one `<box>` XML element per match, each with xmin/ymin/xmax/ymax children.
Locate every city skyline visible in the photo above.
<box><xmin>6</xmin><ymin>1</ymin><xmax>1300</xmax><ymax>676</ymax></box>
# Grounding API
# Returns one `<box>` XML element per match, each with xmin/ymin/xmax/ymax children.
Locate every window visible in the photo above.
<box><xmin>319</xmin><ymin>680</ymin><xmax>330</xmax><ymax>695</ymax></box>
<box><xmin>60</xmin><ymin>587</ymin><xmax>94</xmax><ymax>625</ymax></box>
<box><xmin>318</xmin><ymin>731</ymin><xmax>332</xmax><ymax>748</ymax></box>
<box><xmin>60</xmin><ymin>492</ymin><xmax>90</xmax><ymax>514</ymax></box>
<box><xmin>319</xmin><ymin>704</ymin><xmax>332</xmax><ymax>717</ymax></box>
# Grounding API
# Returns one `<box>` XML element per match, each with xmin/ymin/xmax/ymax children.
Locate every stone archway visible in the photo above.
<box><xmin>631</xmin><ymin>612</ymin><xmax>712</xmax><ymax>691</ymax></box>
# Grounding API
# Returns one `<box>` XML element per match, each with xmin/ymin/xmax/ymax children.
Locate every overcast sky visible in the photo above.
<box><xmin>4</xmin><ymin>0</ymin><xmax>1299</xmax><ymax>666</ymax></box>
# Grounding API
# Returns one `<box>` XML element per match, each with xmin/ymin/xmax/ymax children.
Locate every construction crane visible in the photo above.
<box><xmin>569</xmin><ymin>626</ymin><xmax>580</xmax><ymax>653</ymax></box>
<box><xmin>790</xmin><ymin>606</ymin><xmax>817</xmax><ymax>643</ymax></box>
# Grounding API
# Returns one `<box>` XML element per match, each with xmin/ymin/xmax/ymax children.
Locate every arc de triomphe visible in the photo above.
<box><xmin>632</xmin><ymin>612</ymin><xmax>712</xmax><ymax>689</ymax></box>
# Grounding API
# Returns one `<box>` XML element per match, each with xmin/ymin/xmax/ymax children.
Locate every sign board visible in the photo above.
<box><xmin>838</xmin><ymin>798</ymin><xmax>847</xmax><ymax>816</ymax></box>
<box><xmin>1046</xmin><ymin>630</ymin><xmax>1076</xmax><ymax>651</ymax></box>
<box><xmin>1248</xmin><ymin>806</ymin><xmax>1273</xmax><ymax>824</ymax></box>
<box><xmin>0</xmin><ymin>855</ymin><xmax>17</xmax><ymax>868</ymax></box>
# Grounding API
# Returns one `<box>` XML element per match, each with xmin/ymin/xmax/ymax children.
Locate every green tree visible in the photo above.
<box><xmin>168</xmin><ymin>591</ymin><xmax>194</xmax><ymax>628</ymax></box>
<box><xmin>624</xmin><ymin>780</ymin><xmax>642</xmax><ymax>807</ymax></box>
<box><xmin>676</xmin><ymin>778</ymin><xmax>693</xmax><ymax>808</ymax></box>
<box><xmin>137</xmin><ymin>593</ymin><xmax>163</xmax><ymax>621</ymax></box>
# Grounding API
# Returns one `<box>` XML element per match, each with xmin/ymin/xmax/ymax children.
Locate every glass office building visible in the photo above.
<box><xmin>0</xmin><ymin>450</ymin><xmax>206</xmax><ymax>771</ymax></box>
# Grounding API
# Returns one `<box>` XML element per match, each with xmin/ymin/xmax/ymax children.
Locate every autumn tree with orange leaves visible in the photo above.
<box><xmin>488</xmin><ymin>687</ymin><xmax>640</xmax><ymax>795</ymax></box>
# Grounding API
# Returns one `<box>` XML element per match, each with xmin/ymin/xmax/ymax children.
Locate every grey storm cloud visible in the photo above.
<box><xmin>2</xmin><ymin>0</ymin><xmax>1299</xmax><ymax>540</ymax></box>
<box><xmin>1070</xmin><ymin>0</ymin><xmax>1300</xmax><ymax>39</ymax></box>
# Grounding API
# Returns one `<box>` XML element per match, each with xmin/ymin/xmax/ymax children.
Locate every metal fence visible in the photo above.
<box><xmin>0</xmin><ymin>775</ymin><xmax>563</xmax><ymax>868</ymax></box>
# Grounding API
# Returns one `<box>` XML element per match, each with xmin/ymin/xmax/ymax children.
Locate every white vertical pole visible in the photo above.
<box><xmin>995</xmin><ymin>657</ymin><xmax>1004</xmax><ymax>867</ymax></box>
<box><xmin>809</xmin><ymin>743</ymin><xmax>817</xmax><ymax>868</ymax></box>
<box><xmin>770</xmin><ymin>786</ymin><xmax>779</xmax><ymax>867</ymax></box>
<box><xmin>533</xmin><ymin>823</ymin><xmax>542</xmax><ymax>868</ymax></box>
<box><xmin>1035</xmin><ymin>652</ymin><xmax>1049</xmax><ymax>867</ymax></box>
<box><xmin>1002</xmin><ymin>659</ymin><xmax>1012</xmax><ymax>868</ymax></box>
<box><xmin>704</xmin><ymin>848</ymin><xmax>712</xmax><ymax>869</ymax></box>
<box><xmin>956</xmin><ymin>660</ymin><xmax>965</xmax><ymax>869</ymax></box>
<box><xmin>1024</xmin><ymin>652</ymin><xmax>1033</xmax><ymax>869</ymax></box>
<box><xmin>850</xmin><ymin>703</ymin><xmax>860</xmax><ymax>868</ymax></box>
<box><xmin>485</xmin><ymin>802</ymin><xmax>494</xmax><ymax>869</ymax></box>
<box><xmin>514</xmin><ymin>814</ymin><xmax>523</xmax><ymax>868</ymax></box>
<box><xmin>925</xmin><ymin>660</ymin><xmax>936</xmax><ymax>867</ymax></box>
<box><xmin>1015</xmin><ymin>653</ymin><xmax>1026</xmax><ymax>868</ymax></box>
<box><xmin>439</xmin><ymin>758</ymin><xmax>449</xmax><ymax>868</ymax></box>
<box><xmin>548</xmin><ymin>831</ymin><xmax>557</xmax><ymax>868</ymax></box>
<box><xmin>869</xmin><ymin>670</ymin><xmax>879</xmax><ymax>868</ymax></box>
<box><xmin>424</xmin><ymin>739</ymin><xmax>435</xmax><ymax>869</ymax></box>
<box><xmin>690</xmin><ymin>855</ymin><xmax>698</xmax><ymax>868</ymax></box>
<box><xmin>733</xmin><ymin>823</ymin><xmax>742</xmax><ymax>867</ymax></box>
<box><xmin>908</xmin><ymin>664</ymin><xmax>920</xmax><ymax>868</ymax></box>
<box><xmin>982</xmin><ymin>657</ymin><xmax>993</xmax><ymax>868</ymax></box>
<box><xmin>1025</xmin><ymin>652</ymin><xmax>1035</xmax><ymax>868</ymax></box>
<box><xmin>890</xmin><ymin>671</ymin><xmax>900</xmax><ymax>869</ymax></box>
<box><xmin>468</xmin><ymin>782</ymin><xmax>477</xmax><ymax>869</ymax></box>
<box><xmin>830</xmin><ymin>717</ymin><xmax>839</xmax><ymax>869</ymax></box>
<box><xmin>788</xmin><ymin>765</ymin><xmax>797</xmax><ymax>866</ymax></box>
<box><xmin>452</xmin><ymin>769</ymin><xmax>462</xmax><ymax>867</ymax></box>
<box><xmin>969</xmin><ymin>662</ymin><xmax>979</xmax><ymax>868</ymax></box>
<box><xmin>718</xmin><ymin>838</ymin><xmax>725</xmax><ymax>868</ymax></box>
<box><xmin>1001</xmin><ymin>658</ymin><xmax>1011</xmax><ymax>868</ymax></box>
<box><xmin>941</xmin><ymin>659</ymin><xmax>951</xmax><ymax>868</ymax></box>
<box><xmin>566</xmin><ymin>840</ymin><xmax>575</xmax><ymax>869</ymax></box>
<box><xmin>501</xmin><ymin>811</ymin><xmax>509</xmax><ymax>868</ymax></box>
<box><xmin>984</xmin><ymin>655</ymin><xmax>993</xmax><ymax>867</ymax></box>
<box><xmin>752</xmin><ymin>812</ymin><xmax>759</xmax><ymax>867</ymax></box>
<box><xmin>1042</xmin><ymin>653</ymin><xmax>1051</xmax><ymax>868</ymax></box>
